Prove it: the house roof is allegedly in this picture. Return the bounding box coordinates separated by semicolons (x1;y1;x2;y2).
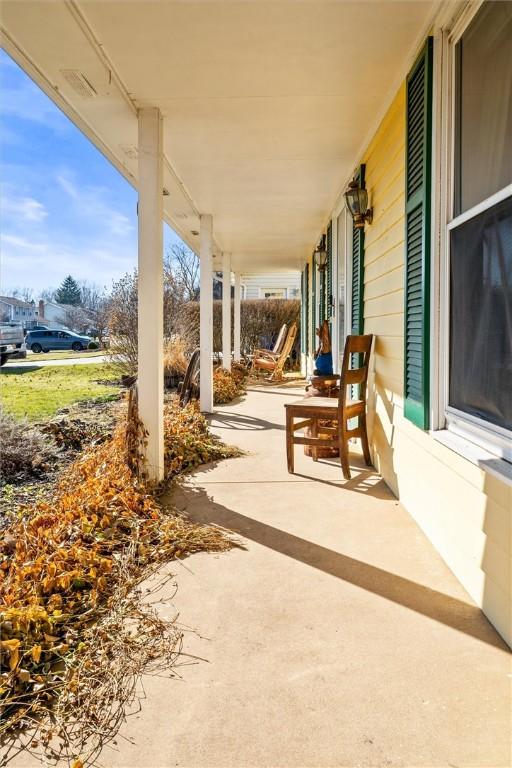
0;296;35;308
42;300;79;311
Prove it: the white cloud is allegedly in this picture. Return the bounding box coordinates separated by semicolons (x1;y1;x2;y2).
1;195;48;222
1;234;47;251
57;175;79;200
0;228;137;293
56;171;133;235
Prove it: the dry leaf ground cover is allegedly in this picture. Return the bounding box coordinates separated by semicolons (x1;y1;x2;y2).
0;397;240;766
213;362;248;405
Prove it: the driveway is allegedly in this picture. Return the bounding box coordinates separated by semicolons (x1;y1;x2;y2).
3;354;108;368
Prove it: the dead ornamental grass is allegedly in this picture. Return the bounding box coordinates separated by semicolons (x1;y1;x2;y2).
0;398;240;766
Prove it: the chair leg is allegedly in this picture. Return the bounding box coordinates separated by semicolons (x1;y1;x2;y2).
338;421;351;480
360;414;372;466
311;419;318;461
286;410;294;473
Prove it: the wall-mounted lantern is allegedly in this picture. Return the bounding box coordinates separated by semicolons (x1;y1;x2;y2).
313;236;328;272
344;178;373;228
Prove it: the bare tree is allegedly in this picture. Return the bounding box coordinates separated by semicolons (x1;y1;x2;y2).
107;271;138;374
78;280;105;313
40;287;56;302
62;305;91;334
11;286;34;302
165;243;200;302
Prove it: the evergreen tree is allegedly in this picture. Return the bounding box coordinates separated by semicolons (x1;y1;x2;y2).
54;275;81;306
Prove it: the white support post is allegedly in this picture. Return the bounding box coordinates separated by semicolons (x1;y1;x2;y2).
222;252;232;371
234;272;241;361
200;214;214;412
137;107;164;481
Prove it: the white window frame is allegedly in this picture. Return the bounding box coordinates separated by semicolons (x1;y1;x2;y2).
330;206;352;373
258;287;286;300
434;1;512;463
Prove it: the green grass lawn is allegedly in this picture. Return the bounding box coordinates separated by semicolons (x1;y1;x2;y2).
0;363;121;420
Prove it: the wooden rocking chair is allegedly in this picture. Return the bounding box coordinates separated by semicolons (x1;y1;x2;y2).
252;323;288;361
252;322;297;381
285;334;373;479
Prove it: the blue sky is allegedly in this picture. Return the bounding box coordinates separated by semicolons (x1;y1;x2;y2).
0;48;183;298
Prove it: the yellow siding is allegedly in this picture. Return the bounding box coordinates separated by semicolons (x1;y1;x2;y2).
360;85;512;646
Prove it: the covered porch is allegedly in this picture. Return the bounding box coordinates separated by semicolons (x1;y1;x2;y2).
82;384;509;767
1;0;443;479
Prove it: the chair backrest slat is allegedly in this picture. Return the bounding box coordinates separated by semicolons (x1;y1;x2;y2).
338;334;373;409
344;368;367;385
277;322;297;366
273;323;288;354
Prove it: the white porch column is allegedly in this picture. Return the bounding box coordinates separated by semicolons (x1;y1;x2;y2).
137;107;164;481
234;272;241;361
222;252;232;370
200;214;214;412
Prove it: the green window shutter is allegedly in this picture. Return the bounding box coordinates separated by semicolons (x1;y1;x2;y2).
350;165;366;402
404;38;433;430
326;222;333;319
311;261;317;350
351;165;366;336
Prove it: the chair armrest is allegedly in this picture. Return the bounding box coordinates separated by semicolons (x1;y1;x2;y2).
254;348;279;359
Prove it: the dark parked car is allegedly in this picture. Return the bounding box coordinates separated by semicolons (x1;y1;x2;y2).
25;329;92;353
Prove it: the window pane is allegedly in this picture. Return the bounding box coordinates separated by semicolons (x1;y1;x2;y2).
454;2;512;215
449;196;512;431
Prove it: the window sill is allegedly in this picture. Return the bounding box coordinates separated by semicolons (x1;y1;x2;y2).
432;429;512;488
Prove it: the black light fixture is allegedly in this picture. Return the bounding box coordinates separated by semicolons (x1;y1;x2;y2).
314;235;328;272
344;178;373;228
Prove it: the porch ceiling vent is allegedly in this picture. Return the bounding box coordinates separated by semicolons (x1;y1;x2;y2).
119;144;138;160
60;70;98;99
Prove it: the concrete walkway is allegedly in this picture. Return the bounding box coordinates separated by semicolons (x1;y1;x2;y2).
99;385;510;768
7;386;510;768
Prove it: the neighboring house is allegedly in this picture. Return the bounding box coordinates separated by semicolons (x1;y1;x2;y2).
301;4;511;645
0;296;37;325
38;299;73;326
36;299;91;331
241;272;300;300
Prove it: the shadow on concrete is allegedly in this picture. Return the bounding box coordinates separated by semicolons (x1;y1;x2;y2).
177;483;509;652
210;410;286;431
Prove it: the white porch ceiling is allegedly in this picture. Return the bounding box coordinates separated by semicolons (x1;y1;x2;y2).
1;0;436;272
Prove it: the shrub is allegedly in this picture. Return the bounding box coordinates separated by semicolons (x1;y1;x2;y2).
0;400;237;758
87;341;99;350
0;408;58;482
213;366;247;405
178;299;301;358
164;398;239;476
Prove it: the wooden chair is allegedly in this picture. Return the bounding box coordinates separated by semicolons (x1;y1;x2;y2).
285;334;373;479
252;323;288;361
252;322;297;381
178;348;200;406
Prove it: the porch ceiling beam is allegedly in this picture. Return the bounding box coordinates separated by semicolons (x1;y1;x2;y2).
137;106;164;481
200;214;214;413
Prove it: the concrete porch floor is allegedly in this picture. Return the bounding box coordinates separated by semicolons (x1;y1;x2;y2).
95;384;510;768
